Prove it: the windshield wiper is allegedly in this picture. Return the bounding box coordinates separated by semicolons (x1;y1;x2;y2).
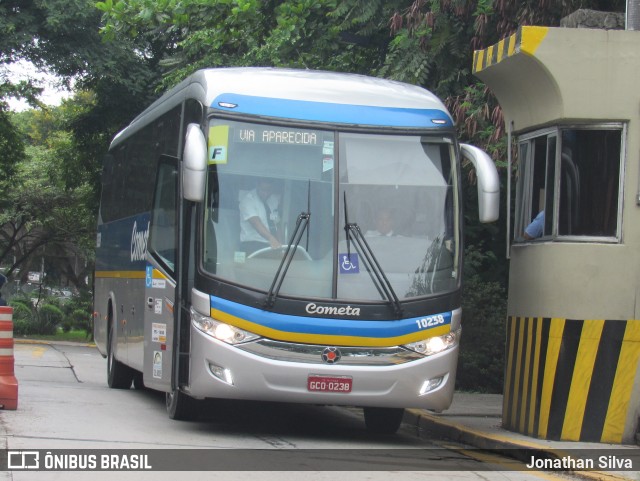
343;193;403;318
264;212;310;309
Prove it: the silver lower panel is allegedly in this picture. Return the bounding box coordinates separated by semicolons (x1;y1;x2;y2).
187;324;458;411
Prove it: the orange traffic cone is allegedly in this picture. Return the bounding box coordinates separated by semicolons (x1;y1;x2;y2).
0;306;18;410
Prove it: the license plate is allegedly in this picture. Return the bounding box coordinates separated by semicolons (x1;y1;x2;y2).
307;375;352;393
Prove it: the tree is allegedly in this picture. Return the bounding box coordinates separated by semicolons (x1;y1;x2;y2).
95;0;397;88
0;1;168;284
1;0;165;171
0;100;96;287
380;0;626;259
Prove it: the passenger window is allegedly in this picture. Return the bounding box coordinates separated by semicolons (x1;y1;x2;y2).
149;156;179;274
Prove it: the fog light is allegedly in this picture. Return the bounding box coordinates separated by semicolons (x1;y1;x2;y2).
419;376;444;395
209;363;234;385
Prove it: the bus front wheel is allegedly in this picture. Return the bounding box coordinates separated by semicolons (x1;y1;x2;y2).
106;317;133;389
166;389;197;421
363;407;404;434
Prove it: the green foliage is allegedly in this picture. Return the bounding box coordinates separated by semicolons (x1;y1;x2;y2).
39;303;64;333
9;299;33;337
1;99;98;283
10;289;93;337
70;309;91;331
94;0;386;89
380;1;476;98
9;296;58;335
0;108;25;184
1;2;144;331
379;30;432;85
64;288;94;335
0;0;161;187
457;245;507;393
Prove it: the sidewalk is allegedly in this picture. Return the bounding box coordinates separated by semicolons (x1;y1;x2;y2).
407;393;640;480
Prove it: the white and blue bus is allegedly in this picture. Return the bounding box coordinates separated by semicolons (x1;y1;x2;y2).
93;68;499;433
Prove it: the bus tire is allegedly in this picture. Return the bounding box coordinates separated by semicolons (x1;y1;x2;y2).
106;313;133;389
166;389;197;421
363;407;404;434
133;371;145;390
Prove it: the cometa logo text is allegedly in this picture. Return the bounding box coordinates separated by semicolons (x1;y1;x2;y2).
131;221;150;262
306;303;361;316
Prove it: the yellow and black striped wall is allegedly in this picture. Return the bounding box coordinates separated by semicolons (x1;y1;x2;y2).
472;26;549;75
503;317;640;443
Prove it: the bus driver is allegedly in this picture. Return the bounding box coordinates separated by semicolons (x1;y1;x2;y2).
239;179;282;253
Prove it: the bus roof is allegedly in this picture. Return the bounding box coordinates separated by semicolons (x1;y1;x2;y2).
201;68;446;108
113;68;453;147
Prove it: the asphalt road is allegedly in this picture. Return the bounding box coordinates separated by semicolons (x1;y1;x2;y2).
0;342;573;481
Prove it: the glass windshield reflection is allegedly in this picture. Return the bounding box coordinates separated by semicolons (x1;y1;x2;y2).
203;120;335;298
202;120;459;301
337;133;458;301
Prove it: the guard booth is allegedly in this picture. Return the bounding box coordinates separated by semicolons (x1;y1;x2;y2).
474;24;640;443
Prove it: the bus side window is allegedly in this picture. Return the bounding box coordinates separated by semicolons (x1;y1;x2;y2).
150;156;179;274
204;171;242;275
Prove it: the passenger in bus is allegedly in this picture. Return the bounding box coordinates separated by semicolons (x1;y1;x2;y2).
239;179;282;253
524;210;544;240
366;208;395;237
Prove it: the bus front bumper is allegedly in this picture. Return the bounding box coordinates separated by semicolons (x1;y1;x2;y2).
186;324;457;412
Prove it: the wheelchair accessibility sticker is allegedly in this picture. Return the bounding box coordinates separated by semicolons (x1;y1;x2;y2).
339;253;359;274
145;265;153;288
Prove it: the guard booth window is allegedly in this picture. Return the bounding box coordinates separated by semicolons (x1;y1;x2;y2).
514;125;623;242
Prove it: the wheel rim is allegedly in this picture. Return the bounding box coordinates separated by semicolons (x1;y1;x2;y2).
107;320;118;375
107;330;114;376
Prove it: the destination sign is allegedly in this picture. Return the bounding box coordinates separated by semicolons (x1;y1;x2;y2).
234;127;320;146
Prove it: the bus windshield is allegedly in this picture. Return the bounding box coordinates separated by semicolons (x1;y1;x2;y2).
203;119;459;301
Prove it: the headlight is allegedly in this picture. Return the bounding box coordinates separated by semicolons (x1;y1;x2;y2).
191;308;260;344
403;328;461;356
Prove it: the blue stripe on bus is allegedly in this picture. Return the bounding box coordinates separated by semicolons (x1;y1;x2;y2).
211;94;453;128
210;295;451;339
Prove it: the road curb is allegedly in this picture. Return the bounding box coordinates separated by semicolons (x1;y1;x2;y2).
406;409;633;481
14;338;96;348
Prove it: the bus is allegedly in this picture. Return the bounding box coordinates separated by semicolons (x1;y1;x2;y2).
93;68;499;433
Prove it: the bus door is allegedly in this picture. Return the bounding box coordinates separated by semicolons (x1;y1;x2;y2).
143;156;179;392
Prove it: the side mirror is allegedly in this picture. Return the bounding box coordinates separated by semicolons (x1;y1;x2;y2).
460;144;500;223
183;123;207;202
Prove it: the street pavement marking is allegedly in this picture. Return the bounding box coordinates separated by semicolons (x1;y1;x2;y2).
31;346;47;358
440;443;567;481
